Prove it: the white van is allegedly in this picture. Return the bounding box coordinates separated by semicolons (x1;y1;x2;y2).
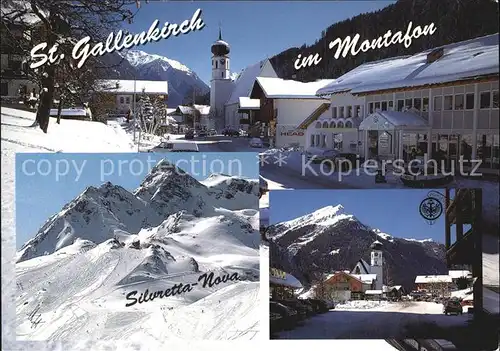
148;141;199;153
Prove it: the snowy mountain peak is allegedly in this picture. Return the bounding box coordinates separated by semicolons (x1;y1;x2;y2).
288;204;351;227
125;50;192;73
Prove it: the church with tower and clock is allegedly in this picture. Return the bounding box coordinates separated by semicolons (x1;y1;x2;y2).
209;27;278;131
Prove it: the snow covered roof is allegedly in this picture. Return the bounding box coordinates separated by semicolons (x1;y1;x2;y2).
239;97;260;110
415;275;453;284
359;110;428;131
317;34;499;96
255;77;335;99
351;274;377;284
178;105;195;115
193;104;210;115
448;270;472;279
365;290;383;295
166;108;177;115
269;268;303;289
96;80;168;95
351;258;371;275
226;59;277;105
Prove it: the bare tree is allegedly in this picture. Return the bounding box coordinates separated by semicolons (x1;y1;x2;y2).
1;0;143;133
136;93;165;136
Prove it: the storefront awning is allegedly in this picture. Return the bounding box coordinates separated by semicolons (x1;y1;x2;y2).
359;111;429;131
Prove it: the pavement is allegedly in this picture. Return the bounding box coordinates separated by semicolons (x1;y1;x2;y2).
275;301;471;340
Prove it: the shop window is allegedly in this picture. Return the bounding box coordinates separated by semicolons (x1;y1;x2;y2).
397;100;404;111
422;97;429;112
405;98;412;109
374;101;381;111
433;96;442;111
492;91;499;109
454;94;464;110
476;134;493;168
381;101;387;111
368;103;374;114
465;93;474;110
413;98;422;111
443;95;453;110
480;91;491;109
388;101;394;111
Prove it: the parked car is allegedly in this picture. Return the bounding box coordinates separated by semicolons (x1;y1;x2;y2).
208;129;217;136
308;299;329;313
305;148;348;169
148;141;199;153
197;130;208;137
443;299;463;315
270;301;298;333
184;130;194;139
276;299;313;318
298;299;317;316
259;176;268;198
222;128;240;137
249;137;264;148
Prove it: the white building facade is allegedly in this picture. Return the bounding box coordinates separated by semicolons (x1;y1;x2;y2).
302;92;366;154
315;34;499;172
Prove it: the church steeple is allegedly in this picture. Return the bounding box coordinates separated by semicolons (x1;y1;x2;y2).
218;24;222;41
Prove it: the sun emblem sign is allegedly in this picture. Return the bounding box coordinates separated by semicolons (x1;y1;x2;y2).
419;197;444;224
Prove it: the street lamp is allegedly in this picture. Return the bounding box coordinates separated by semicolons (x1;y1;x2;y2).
133;77;137;143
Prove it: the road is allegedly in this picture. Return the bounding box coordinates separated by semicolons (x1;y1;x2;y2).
194;136;351;189
275;301;470;339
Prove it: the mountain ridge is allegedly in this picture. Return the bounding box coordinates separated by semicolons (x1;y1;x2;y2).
267;205;447;292
17;160;258;263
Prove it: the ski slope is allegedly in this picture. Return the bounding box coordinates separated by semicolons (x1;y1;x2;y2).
14;160;260;342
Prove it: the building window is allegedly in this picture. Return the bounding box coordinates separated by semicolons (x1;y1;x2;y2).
388;101;394;111
125;97;130;104
215;61;218;69
0;82;8;96
374;102;380;111
356;105;361;117
422;97;429;112
480;91;491;109
310;134;315;147
492;91;499;109
347;106;352;118
315;134;320;146
369;102;374;114
322;134;327;147
337;121;344;128
339;106;344;118
443;95;453;110
221;72;224;78
332;106;337;118
397;99;404;111
381;101;388;111
119;96;124;104
465;93;474;110
413;98;421;111
454;94;464;110
332;133;343;150
433;96;442;111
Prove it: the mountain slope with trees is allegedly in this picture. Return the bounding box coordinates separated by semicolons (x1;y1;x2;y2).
270;0;499;81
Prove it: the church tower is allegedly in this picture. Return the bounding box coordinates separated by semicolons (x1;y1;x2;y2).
210;26;233;131
370;240;384;291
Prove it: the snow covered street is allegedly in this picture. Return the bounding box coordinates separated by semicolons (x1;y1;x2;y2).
275;301;471;339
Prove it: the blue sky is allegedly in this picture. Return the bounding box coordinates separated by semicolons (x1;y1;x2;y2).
270;189;448;243
124;1;395;84
15;152;258;248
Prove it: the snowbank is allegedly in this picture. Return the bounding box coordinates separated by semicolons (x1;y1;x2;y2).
335;300;390;310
